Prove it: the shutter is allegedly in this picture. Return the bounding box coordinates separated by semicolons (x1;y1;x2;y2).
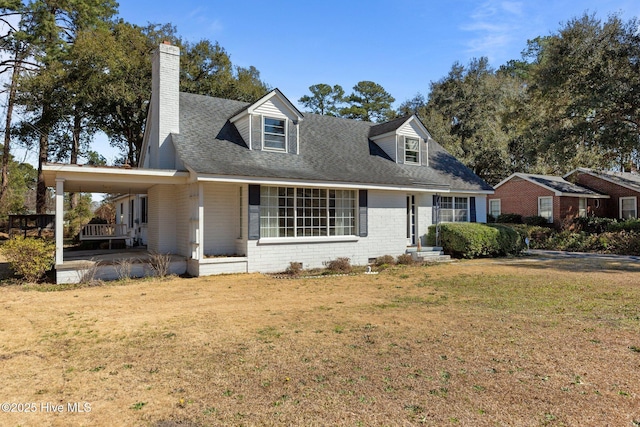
248;184;260;240
398;135;405;164
288;120;297;154
470;197;477;223
358;190;368;237
251;115;262;150
432;195;439;224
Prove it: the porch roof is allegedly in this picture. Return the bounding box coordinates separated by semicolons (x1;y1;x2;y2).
43;163;190;194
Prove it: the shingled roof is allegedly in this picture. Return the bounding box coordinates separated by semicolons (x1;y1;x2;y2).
171;92;493;192
496;173;606;197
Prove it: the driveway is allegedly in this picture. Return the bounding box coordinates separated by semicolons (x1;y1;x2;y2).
527;249;640;263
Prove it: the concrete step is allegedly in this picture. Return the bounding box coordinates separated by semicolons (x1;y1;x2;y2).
406;246;443;253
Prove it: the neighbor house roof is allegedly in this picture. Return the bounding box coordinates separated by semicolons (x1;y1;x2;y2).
495;173;608;198
171;92;493;193
565;168;640;193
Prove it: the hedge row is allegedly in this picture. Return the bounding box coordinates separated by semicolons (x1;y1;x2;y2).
426;223;526;259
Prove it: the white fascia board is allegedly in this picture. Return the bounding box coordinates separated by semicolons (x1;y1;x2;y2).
493;173;520;189
557;192;610;199
407;115;432;139
190;173;500;194
230;89;304;123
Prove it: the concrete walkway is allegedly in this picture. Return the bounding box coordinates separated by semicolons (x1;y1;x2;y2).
527;249;640;263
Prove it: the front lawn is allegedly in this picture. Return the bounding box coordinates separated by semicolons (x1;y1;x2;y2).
1;257;639;425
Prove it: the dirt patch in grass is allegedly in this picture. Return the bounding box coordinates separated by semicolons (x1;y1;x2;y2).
1;258;639;426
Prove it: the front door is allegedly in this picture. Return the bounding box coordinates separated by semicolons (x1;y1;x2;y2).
407;195;416;245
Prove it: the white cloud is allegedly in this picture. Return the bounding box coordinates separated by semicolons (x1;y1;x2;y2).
461;0;526;63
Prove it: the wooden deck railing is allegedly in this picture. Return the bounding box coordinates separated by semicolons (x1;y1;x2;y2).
80;224;129;241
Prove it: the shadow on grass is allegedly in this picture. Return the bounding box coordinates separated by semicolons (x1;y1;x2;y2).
498;254;640;273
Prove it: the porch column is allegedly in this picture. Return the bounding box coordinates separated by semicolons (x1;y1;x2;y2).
198;183;204;260
55;178;65;265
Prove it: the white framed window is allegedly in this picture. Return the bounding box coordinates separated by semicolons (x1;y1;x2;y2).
404;137;420;164
260;186;356;238
440;196;468;222
619;196;637;219
489;199;501;218
263;117;286;151
538;196;553;223
578;198;587;217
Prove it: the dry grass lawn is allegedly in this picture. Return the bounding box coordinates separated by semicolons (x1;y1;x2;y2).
1;255;639;426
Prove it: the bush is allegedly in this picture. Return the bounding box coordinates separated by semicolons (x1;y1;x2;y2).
374;255;396;267
523;216;551;227
285;261;303;276
606;218;640;233
572;216;617;233
325;257;352;273
496;213;523;224
396;253;414;265
426;223;525;259
1;237;55;283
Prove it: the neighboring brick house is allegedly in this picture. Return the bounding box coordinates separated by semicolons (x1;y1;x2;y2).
487;173;609;227
565;168;640;219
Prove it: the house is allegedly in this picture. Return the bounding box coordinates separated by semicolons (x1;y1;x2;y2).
488;173;609;226
565;168;640;219
43;43;493;283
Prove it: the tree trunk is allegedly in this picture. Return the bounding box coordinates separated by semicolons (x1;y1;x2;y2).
0;48;21;206
69;109;81;210
36;103;51;214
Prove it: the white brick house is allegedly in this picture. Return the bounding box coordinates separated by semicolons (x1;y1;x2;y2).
44;43;493;283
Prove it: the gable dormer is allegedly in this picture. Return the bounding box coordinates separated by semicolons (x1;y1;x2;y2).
370;115;431;166
230;89;304;154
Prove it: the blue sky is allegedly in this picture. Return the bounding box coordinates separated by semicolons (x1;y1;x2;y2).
7;0;640;165
118;0;640;108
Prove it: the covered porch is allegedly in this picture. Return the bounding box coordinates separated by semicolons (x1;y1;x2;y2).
43;163;191;283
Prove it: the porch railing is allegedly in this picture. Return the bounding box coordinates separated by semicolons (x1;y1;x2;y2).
80;224;129;241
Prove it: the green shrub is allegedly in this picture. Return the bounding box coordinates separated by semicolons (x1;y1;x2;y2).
606;218;640;233
496;213;523;224
1;237;55;283
426;223;525;259
572;216;617;233
523;216;551;227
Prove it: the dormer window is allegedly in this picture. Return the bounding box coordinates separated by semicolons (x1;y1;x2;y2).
264;117;286;151
405;137;420;164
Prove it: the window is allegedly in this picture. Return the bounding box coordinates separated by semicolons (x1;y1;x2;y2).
538;196;553;223
439;196;468;222
405;137;419;164
263;117;286;150
260;186;356;238
578;198;587;218
140;197;148;224
489;199;501;218
620;196;637;219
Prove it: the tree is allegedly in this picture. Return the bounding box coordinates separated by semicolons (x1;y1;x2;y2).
9;0;117;213
423;57;518;184
298;83;344;116
340;81;395;123
523;13;640;171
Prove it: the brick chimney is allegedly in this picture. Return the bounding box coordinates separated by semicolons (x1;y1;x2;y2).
147;42;180;169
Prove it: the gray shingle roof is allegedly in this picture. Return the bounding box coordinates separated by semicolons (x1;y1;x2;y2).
521;173;603;196
586;169;640;192
172;92;493;192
